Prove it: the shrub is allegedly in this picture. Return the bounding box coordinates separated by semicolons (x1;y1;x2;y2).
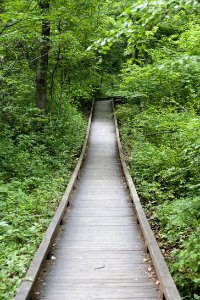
0;102;87;299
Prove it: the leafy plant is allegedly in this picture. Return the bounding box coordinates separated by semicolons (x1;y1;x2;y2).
0;102;86;299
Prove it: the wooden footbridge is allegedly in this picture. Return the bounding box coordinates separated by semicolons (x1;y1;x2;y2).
15;100;181;300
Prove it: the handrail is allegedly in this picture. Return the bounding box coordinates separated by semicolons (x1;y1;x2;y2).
14;100;94;300
112;100;182;300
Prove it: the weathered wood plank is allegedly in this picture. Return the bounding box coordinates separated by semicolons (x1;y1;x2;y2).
38;101;160;300
14;101;95;300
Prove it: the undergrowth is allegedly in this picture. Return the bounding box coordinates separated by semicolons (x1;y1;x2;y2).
116;104;200;299
0;103;87;299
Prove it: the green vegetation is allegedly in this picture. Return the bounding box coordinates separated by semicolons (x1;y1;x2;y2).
111;1;200;298
1;0;200;299
116;105;200;298
0;0;122;298
0;105;86;298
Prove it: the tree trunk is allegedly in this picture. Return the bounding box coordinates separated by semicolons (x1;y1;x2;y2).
36;0;50;112
50;46;61;112
134;43;140;65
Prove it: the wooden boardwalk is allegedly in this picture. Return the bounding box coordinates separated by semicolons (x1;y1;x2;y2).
39;100;160;300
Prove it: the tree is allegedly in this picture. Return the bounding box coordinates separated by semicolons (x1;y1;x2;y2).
36;0;50;112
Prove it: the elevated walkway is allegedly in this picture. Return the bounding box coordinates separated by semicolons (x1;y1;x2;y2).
39;100;160;299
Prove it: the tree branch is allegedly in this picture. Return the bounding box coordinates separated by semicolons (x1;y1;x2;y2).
0;2;38;35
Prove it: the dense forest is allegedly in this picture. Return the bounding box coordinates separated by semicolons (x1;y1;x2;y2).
0;0;199;299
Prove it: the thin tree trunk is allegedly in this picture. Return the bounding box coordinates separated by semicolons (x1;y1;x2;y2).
49;21;61;113
50;46;61;112
96;1;101;28
58;71;65;114
36;0;50;112
58;68;68;114
134;43;140;65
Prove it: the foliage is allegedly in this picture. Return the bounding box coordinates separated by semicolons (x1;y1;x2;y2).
155;197;200;298
0;0;124;298
0;0;117;112
0;0;129;297
112;0;200;299
0;103;86;299
116;103;200;299
116;105;200;202
1;0;200;299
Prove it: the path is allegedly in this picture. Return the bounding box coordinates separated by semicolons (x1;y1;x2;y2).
39;100;160;300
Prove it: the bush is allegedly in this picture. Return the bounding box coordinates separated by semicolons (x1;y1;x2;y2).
116;103;200;298
0;103;87;299
155;197;200;299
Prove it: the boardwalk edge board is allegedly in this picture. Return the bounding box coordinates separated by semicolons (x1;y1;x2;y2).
112;100;182;300
14;100;94;300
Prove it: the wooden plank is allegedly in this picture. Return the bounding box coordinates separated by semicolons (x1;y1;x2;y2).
38;101;160;300
14;101;95;300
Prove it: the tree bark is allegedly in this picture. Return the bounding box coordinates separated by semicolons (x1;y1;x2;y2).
36;0;50;112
